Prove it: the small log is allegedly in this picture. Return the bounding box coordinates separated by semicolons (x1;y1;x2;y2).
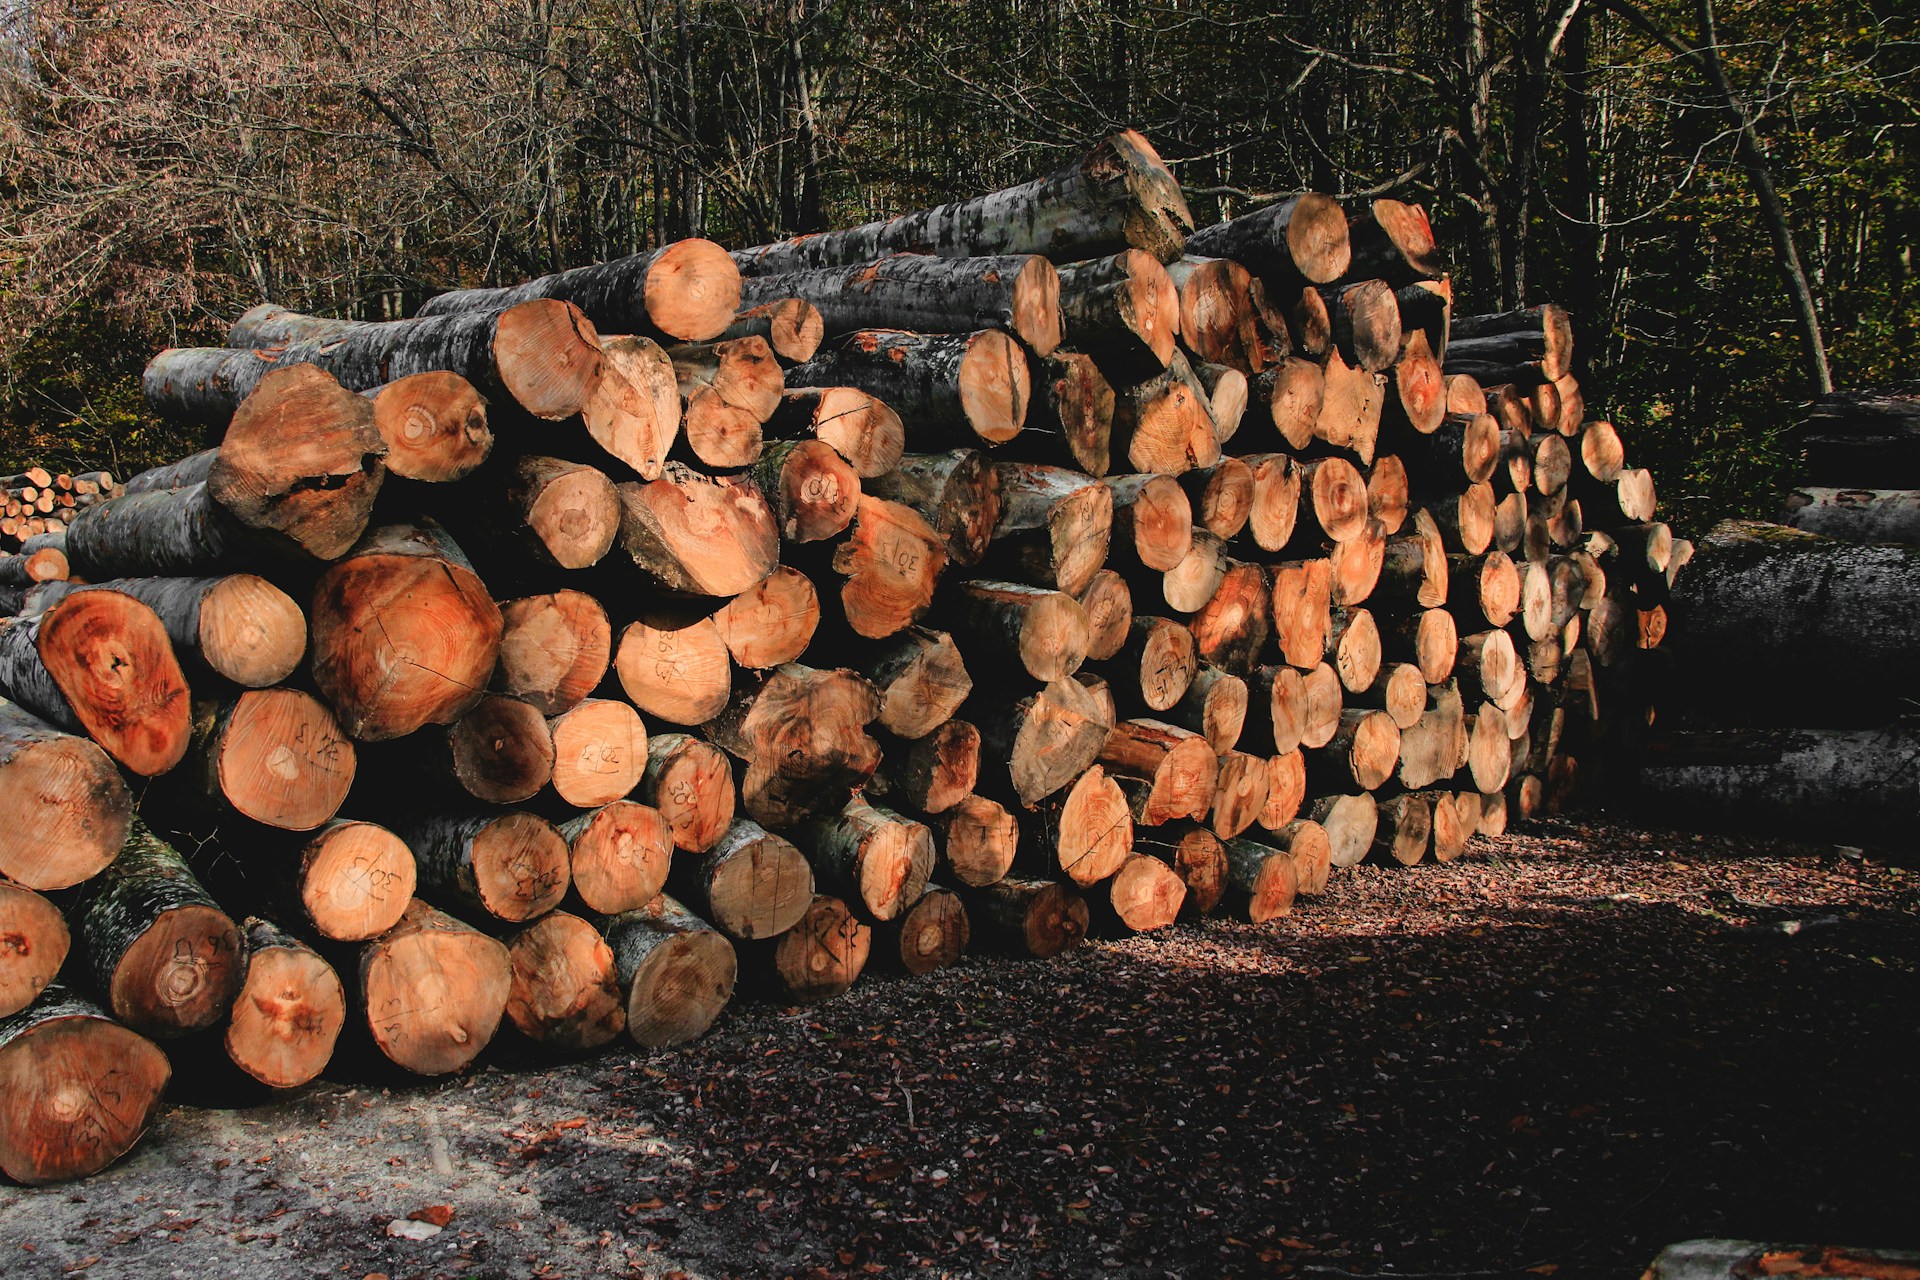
1182;458;1256;540
861;627;972;740
1100;720;1219;826
1185;193;1351;285
602;896;737;1047
1220;834;1300;923
554;800;670;916
1261;751;1308;832
740;255;1061;356
1367;454;1411;536
704;664;882;827
637;733;736;853
357;900;510;1076
969;877;1088;959
1315;347;1387;463
1269;558;1333;670
877;718;981;815
309;521;501;741
1444;305;1574;382
1449;550;1523;628
1134;824;1227;916
1111;615;1198;714
221;917;344;1088
872;886;970;975
764;386;905;480
1494;490;1527;555
0;589;191;776
402;810;570;923
1079;568;1134;662
70;823;245;1038
614;612;732;727
1190;560;1270;674
1320;280;1403;373
719;297;824;363
1465;703;1514;794
865;449;1002;566
1383;608;1457;683
416;238;741;341
501;910;627;1052
1294;457;1371;546
1329;518;1387;605
1578;419;1625;482
495;590;612;716
272;820;418;943
0;700;132;890
1157;527;1227;612
1371;794;1432;866
616;465;779;597
0;878;68;1017
1475;788;1510;837
974;677;1113;806
1282;660;1344;751
548;697;648;809
0;985;171;1184
1027;350;1114;475
1358;661;1427;731
670;818;815;941
1326;605;1382;695
478;455;621;571
985;463;1113;597
947;580;1090;683
1111;357;1220;476
1094;854;1186;932
671;336;782;468
1430;481;1498;555
1427;791;1475;861
1457;629;1522;708
712;567;820;670
1249;357;1327;452
185;687;357;829
1239;453;1303;553
933;793;1018;888
1211;749;1271;841
797;798;935;923
1169;664;1248;754
1056;249;1179;378
833;496;949;639
1105;473;1194;573
1308;708;1401;792
366;370;493;483
788;329;1027;451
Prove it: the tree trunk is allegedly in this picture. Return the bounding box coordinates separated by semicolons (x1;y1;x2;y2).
1185;193;1351;285
733;131;1193;272
310;521;502;742
357;900;511;1076
637;733;737;854
601;895;737;1047
703;664;882;826
70;823;245;1038
669;818;815;941
495;590;612;716
1781;488;1920;545
785;329;1029;449
0;984;171;1184
616;465;780;597
0;589;191;776
415;239;741;342
739;255;1062;356
0;700;131;890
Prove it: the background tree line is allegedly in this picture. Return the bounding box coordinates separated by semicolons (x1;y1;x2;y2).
0;0;1912;530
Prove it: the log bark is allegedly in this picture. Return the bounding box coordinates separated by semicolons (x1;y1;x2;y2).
712;567;820;670
1781;487;1920;544
1642;1239;1920;1280
796;798;934;922
70;823;245;1038
734;131;1193;271
500;910;627;1053
0;878;68;1018
860;627;972;740
968;877;1088;958
0;984;171;1184
1799;390;1920;487
974;677;1113;807
548;697;648;809
222;917;345;1088
669;818;815;941
0;699;132;890
309;521;502;742
494;590;612;716
865;449;1001;566
1185;193;1351;285
357;900;510;1076
615;465;779;597
615;612;732;726
833;496;949;638
786;329;1026;451
637;733;736;854
718;297;825;363
0;589;191;775
872;886;970;975
878;719;980;815
415;239;742;342
740;255;1061;356
63;482;261;580
601;895;737;1047
558;801;671;916
703;664;882;827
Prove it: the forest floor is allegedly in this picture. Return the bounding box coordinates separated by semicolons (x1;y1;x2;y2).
1;814;1914;1280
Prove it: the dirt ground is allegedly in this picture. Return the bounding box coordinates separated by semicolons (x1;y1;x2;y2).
1;814;1915;1280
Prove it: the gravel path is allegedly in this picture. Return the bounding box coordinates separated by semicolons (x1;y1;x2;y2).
3;816;1914;1279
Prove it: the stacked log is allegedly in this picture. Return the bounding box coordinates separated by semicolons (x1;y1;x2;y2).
0;470;123;551
0;130;1681;1184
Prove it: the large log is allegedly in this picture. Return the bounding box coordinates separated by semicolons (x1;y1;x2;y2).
400;810;570;923
931;792;1017;887
669;818;815;941
357;900;511;1076
1345;199;1446;286
1026;350;1114;475
740;255;1062;356
31;575;304;689
1185;193;1351;285
309;521;502;741
415;239;741;341
501;910;627;1052
1798;389;1920;487
0;700;131;890
878;719;980;815
1444;305;1573;383
222;917;345;1088
1668;521;1920;724
733;131;1192;272
547;697;648;809
860;627;972;740
0;985;172;1184
70;823;245;1038
946;580;1090;683
785;329;1028;448
614;611;732;726
558;801;672;916
0;589;191;776
601;895;737;1047
704;664;882;826
62;481;259;580
615;465;780;597
1643;1240;1920;1280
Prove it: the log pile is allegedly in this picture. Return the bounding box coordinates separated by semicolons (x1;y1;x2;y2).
1;468;122;549
0;128;1676;1184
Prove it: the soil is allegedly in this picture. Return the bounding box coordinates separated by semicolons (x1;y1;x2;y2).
1;814;1914;1279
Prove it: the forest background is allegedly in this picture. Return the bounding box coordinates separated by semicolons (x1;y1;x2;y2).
0;0;1911;532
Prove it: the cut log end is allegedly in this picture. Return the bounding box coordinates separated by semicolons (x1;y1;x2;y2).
360;902;511;1076
505;911;627;1053
297;821;417;942
0;988;172;1184
491;299;605;420
223;924;345;1088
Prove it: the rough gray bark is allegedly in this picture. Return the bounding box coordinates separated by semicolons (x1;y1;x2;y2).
739;256;1063;357
413;239;742;342
1780;488;1920;545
